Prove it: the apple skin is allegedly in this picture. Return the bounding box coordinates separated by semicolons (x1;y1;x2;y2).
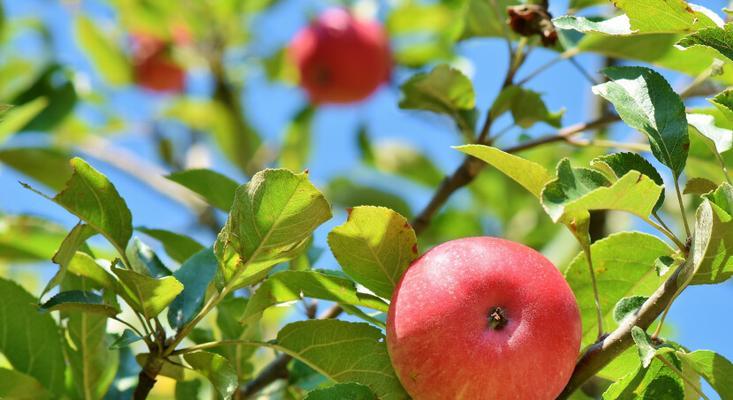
131;34;186;93
289;8;392;104
387;237;581;400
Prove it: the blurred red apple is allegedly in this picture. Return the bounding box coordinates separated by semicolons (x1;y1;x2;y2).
131;33;185;93
387;237;581;400
289;8;392;104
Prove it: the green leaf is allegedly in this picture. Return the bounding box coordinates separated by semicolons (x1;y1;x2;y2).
602;354;685;400
710;89;733;122
0;278;66;394
591;152;665;211
166;168;239;211
364;140;443;188
305;383;378;400
66;252;118;291
328;206;417;299
678;350;733;398
0;368;51;400
136;227;205;264
631;326;674;368
41;223;97;297
112;266;184;319
168;247;218;330
459;0;518;40
553;15;632;35
399;64;476;135
684;177;718;195
40;290;119;317
593;66;689;177
563;232;674;346
216;296;257;380
66;313;119;400
214;169;332;291
614;0;720;33
175;380;202;400
326;177;412;219
455;144;552;198
74;16;131;85
542;160;662;248
688;113;733;154
11;65;78;132
490;86;563;128
0;147;72;190
655;255;680;276
241;270;388;324
0;215;66;262
110;329;143;349
280;106;315;172
678;24;733;63
686;186;733;284
184;351;238;400
127;237;172;277
22;157;133;258
613;296;649;324
0;97;48;141
272;320;408;400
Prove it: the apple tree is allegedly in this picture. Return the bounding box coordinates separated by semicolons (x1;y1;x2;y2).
0;0;733;399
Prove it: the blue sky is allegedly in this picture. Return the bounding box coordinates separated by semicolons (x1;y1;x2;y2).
1;0;732;395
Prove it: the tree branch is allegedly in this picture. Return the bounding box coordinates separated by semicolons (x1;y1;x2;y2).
557;262;686;398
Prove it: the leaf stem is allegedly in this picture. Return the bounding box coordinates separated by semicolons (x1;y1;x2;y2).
584;247;604;339
655;354;710;400
673;176;691;239
642;216;687;253
170;339;261;356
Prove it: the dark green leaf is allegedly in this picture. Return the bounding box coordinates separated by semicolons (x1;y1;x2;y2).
168;247;218;330
166;168;239;211
42;223;97;297
127;237;172;277
137;227;205;264
490;85;563;128
399;64;476;135
305;383;378;400
11;65;78;132
216;295;257;380
22;157;133;257
110;329;143;349
328;206;417;299
593;66;689;177
654;255;678;276
273;320;408;400
183;351;238;400
710;89;733;122
602;354;685;400
678;24;733;63
0;98;48;141
241;270;388;324
112;266;184;319
40;290;119;317
0;147;72;190
214;169;332;290
0;278;66;394
175;380;202;400
684;177;718;195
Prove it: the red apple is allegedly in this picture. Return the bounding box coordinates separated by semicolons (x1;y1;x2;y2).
131;33;186;93
387;237;581;400
289;8;392;104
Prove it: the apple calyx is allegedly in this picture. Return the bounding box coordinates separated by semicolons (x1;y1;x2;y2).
488;306;508;330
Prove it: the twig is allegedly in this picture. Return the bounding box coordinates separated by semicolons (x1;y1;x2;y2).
557;262;688;398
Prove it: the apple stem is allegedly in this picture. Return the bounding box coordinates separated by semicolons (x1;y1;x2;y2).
488;306;508;330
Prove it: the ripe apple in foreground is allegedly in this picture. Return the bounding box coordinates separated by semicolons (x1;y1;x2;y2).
131;33;186;93
289;8;392;104
387;237;581;400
